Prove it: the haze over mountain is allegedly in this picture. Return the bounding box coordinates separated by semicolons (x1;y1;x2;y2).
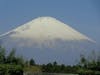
0;17;98;65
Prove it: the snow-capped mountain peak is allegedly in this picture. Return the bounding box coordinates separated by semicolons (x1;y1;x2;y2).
0;17;97;65
1;17;95;43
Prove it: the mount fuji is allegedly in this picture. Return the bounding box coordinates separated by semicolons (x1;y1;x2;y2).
0;17;98;65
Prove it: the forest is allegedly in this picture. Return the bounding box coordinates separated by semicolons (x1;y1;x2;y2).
0;46;100;75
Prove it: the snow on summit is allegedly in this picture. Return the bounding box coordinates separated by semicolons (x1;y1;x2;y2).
2;16;94;42
0;17;98;65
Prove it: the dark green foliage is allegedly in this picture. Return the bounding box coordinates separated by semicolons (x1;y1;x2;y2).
42;61;78;73
0;45;100;75
0;46;6;64
46;63;53;72
77;52;100;75
0;46;24;75
0;64;23;75
6;48;16;64
79;54;89;69
0;47;25;65
53;61;57;66
29;58;35;66
41;52;100;75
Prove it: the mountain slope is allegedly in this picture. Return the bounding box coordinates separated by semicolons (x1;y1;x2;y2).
0;17;97;65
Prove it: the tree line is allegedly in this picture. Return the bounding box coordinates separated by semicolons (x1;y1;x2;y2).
41;52;100;75
0;45;100;75
0;46;36;75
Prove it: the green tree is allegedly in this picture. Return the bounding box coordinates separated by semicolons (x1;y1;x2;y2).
60;64;65;72
6;48;16;64
46;63;53;72
52;61;59;72
53;61;57;66
29;58;35;66
80;54;87;68
0;46;6;64
15;56;25;66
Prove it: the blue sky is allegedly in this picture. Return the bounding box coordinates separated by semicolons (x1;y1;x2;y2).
0;0;100;44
